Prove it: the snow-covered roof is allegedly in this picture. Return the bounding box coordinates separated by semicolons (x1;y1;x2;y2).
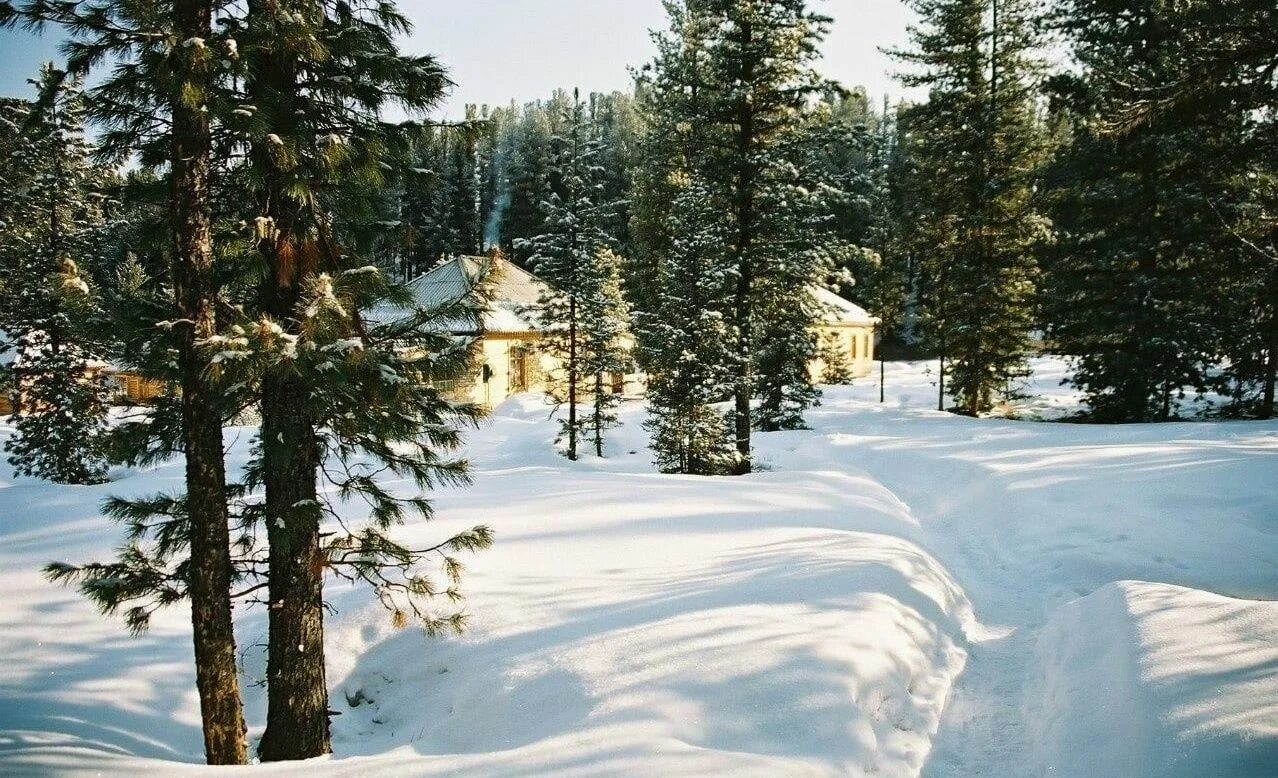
810;286;878;326
391;255;552;335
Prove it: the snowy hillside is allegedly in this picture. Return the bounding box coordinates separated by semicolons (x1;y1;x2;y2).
1;357;1276;776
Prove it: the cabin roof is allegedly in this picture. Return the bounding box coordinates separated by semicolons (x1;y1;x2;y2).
810;286;878;326
381;256;876;335
395;255;551;334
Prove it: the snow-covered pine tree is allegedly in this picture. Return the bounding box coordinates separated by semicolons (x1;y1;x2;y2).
580;247;630;457
859;100;917;402
639;0;849;465
517;89;623;461
754;100;866;431
3;0;253;761
637;175;738;475
216;0;496;758
893;0;1049;415
0;66;112;484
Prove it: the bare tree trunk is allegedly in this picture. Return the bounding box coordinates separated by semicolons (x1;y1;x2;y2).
567;293;578;461
880;351;885;403
731;15;756;476
594;371;604;457
171;0;247;761
1262;300;1277;419
1262;341;1276;420
258;369;330;761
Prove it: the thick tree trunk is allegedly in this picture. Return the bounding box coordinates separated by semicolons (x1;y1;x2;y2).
594;371;604;457
567;294;578;461
731;16;756;476
171;0;248;762
257;370;330;761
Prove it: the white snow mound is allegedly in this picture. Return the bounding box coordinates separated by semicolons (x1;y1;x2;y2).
1028;580;1278;777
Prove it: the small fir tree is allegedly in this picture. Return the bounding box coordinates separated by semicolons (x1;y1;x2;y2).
579;247;630;457
0;67;112;484
518;89;624;460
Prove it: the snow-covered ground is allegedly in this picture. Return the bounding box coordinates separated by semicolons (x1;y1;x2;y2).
2;356;1276;776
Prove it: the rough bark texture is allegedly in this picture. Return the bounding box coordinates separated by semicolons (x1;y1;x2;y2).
257;367;330;761
567;293;578;461
731;15;755;475
171;0;248;762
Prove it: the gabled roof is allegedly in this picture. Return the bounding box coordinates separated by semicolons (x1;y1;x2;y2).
810;286;878;326
380;256;874;335
397;255;552;334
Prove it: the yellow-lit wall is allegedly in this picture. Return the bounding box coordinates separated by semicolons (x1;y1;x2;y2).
809;323;876;382
454;333;643;409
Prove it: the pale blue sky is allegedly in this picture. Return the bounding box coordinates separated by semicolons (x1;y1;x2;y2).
0;0;920;112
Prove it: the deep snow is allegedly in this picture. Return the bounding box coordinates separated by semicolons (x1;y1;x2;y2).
1;357;1275;776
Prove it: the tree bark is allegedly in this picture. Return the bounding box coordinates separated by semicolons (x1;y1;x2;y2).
257;368;330;761
1262;274;1277;419
171;0;248;762
1262;324;1276;419
567;292;579;461
594;370;604;457
731;15;756;475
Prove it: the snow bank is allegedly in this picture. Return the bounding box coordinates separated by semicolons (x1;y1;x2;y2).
2;357;1275;776
1028;581;1278;777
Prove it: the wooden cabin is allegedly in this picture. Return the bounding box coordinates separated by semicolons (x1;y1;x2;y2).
808;286;880;382
395;255;642;408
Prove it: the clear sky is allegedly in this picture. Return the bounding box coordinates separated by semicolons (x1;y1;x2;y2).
0;0;920;112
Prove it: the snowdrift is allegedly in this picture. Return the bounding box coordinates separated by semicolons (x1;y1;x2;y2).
2;358;1276;776
1028;580;1278;777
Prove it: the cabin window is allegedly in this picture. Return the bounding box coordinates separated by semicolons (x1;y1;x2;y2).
850;333;858;360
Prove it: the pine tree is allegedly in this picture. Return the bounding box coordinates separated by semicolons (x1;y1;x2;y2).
1052;0;1278;418
0;67;112;484
2;0;252;761
894;0;1049;415
219;0;495;758
859;101;917;401
398;123;484;278
517;89;623;460
816;331;857;385
638;0;847;468
580;247;630;457
501;97;560;266
637;175;738;475
1045;0;1249;421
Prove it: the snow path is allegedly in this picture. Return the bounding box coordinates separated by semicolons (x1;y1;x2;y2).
783;364;1278;775
1;357;1276;776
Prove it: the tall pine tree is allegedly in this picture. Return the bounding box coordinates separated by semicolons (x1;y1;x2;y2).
518;89;625;460
894;0;1048;415
637;0;848;469
2;0;253;761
